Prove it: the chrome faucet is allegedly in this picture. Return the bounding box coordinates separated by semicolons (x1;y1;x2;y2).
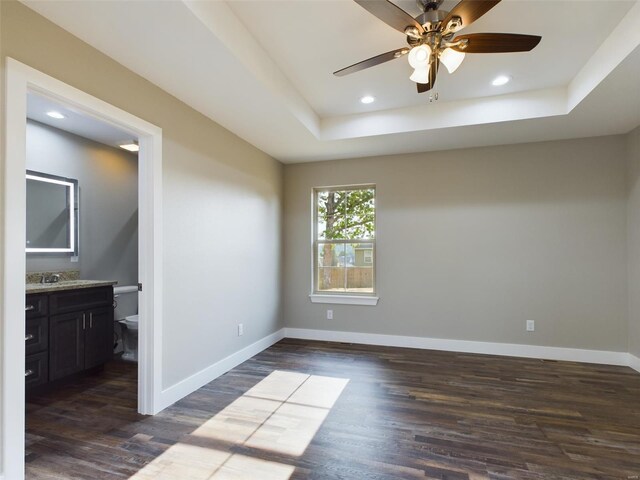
40;273;61;284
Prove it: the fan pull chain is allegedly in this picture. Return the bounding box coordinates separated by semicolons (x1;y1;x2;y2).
429;92;439;102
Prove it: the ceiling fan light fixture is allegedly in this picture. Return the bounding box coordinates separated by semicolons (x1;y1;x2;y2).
333;0;542;95
439;48;465;74
410;65;430;84
408;45;431;69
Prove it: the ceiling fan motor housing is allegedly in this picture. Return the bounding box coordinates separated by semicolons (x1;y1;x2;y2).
416;9;448;32
416;0;445;12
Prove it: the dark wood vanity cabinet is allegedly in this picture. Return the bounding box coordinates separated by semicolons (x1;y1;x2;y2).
49;312;85;380
25;287;114;390
83;306;113;369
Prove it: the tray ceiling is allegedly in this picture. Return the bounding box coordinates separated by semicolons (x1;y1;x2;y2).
22;0;640;163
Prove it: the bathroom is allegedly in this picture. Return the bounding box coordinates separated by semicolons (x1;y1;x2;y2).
24;92;140;400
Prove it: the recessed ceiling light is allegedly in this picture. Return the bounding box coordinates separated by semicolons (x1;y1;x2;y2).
492;75;511;86
360;95;375;104
119;143;139;152
46;111;65;119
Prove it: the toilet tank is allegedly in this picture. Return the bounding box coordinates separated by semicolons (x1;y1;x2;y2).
114;285;138;321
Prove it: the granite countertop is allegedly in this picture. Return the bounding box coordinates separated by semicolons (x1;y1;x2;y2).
26;280;118;294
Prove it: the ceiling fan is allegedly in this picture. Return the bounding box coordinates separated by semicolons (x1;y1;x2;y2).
334;0;542;94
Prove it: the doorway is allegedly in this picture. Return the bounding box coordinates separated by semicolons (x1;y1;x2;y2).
3;58;163;479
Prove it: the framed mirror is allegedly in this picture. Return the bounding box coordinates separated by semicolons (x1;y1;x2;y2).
26;170;79;254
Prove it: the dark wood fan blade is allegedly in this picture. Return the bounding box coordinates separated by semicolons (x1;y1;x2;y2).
442;0;501;32
451;33;541;53
334;47;409;76
416;58;439;93
355;0;424;35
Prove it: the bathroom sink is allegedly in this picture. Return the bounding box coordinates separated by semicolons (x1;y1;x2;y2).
26;279;117;293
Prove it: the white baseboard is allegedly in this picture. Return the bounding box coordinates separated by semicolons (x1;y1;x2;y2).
284;328;631;367
159;328;285;411
630;353;640;373
157;328;639;412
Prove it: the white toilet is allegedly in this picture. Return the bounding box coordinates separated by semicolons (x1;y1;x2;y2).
114;285;139;362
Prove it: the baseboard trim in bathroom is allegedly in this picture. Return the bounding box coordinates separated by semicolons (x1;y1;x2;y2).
158;328;286;411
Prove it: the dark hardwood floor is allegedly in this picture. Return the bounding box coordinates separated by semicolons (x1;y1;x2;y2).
26;339;640;479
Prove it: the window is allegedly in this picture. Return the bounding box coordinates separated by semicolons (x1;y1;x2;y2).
313;185;375;297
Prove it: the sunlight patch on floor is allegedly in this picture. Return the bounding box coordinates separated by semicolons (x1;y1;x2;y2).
130;443;294;480
245;370;309;401
243;374;349;456
130;370;349;480
244;402;330;456
193;370;349;456
193;395;282;444
131;443;228;480
215;453;296;480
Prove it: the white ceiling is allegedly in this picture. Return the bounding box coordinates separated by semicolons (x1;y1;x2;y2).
228;0;633;117
27;93;138;149
22;0;640;163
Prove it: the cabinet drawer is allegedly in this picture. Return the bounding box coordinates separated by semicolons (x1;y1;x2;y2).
25;294;48;319
25;317;48;355
25;352;48;389
50;287;114;314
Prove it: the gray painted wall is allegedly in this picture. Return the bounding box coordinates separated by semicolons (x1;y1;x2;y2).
26;119;139;287
2;1;283;393
283;136;629;352
628;126;640;357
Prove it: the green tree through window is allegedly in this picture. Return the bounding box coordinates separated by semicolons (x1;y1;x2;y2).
314;186;375;294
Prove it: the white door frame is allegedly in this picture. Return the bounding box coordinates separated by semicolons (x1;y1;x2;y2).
2;58;164;479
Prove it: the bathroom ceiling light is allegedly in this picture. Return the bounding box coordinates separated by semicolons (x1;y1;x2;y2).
492;75;511;86
119;143;139;152
360;95;375;104
46;111;65;119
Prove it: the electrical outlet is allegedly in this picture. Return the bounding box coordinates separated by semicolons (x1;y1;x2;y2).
327;309;333;320
238;323;244;336
526;320;535;332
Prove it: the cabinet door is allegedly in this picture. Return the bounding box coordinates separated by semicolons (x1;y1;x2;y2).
84;307;113;369
49;312;85;380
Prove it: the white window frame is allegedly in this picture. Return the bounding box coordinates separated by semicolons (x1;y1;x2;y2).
310;185;379;306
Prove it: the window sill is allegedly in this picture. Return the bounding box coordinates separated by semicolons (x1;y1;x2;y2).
309;294;379;306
